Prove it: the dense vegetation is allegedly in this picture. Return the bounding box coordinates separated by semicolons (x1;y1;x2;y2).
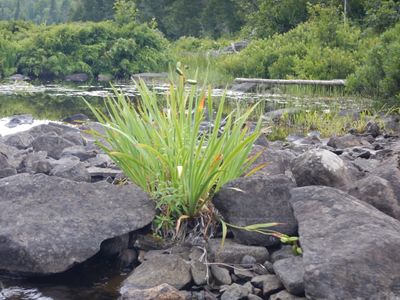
0;0;399;103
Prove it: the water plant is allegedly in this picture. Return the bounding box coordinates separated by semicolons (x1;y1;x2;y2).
86;69;263;237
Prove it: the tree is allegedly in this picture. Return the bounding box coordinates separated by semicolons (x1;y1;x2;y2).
114;0;137;24
49;0;58;23
14;0;21;20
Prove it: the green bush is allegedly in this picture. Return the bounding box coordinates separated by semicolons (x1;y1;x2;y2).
0;20;171;79
347;23;400;103
217;5;362;80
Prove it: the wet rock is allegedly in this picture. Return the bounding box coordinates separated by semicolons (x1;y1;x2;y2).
118;249;138;269
120;283;186;300
327;134;366;149
365;121;381;137
5;114;34;128
31;134;75;159
210;265;231;286
214;175;297;246
61;145;97;161
63;113;90;125
290;186;400;299
273;256;305;296
0;173;155;274
100;233;130;256
347;175;400;220
65;73;89;82
269;290;306;300
122;254;191;290
207;239;269;264
50;159;91;182
291;149;348;188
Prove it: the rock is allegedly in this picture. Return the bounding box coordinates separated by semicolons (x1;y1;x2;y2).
291;149;348;188
241;255;257;267
269;290;306;300
0;173;155;274
131;72;168;82
210;265;231;286
5;114;34;128
207;239;269;264
119;283;186;300
263;108;300;123
17;151;47;173
230;82;257;93
100;233;130;256
87;154;113;168
248;145;295;178
347;175;400;220
352;157;381;172
65;73;89;82
97;74;113;82
372;156;400;200
270;245;295;263
273;256;305;296
191;260;208;286
87;167;122;179
118;249;138;269
61;145;97;161
7;74;30;81
3;132;34;149
0;155;17;178
31;134;75;159
290;186;400;299
233;268;253;280
250;274;283;296
365;121;381;137
214;175;297;246
63;113;90;125
327;134;366;149
50;159;91;182
221;41;248;53
220;283;250;300
122;254;191;290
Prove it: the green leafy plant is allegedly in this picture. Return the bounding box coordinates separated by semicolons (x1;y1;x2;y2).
86;67;263;236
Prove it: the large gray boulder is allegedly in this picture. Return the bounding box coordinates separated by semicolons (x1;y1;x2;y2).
347;175;400;220
249;146;295;178
0;173;155;274
214;175;297;246
291;149;349;188
290;186;400;299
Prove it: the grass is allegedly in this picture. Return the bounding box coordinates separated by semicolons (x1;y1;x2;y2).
86;72;262;237
266;108;379;141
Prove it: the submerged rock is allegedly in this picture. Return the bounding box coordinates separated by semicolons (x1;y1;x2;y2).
290;186;400;299
0;173;155;274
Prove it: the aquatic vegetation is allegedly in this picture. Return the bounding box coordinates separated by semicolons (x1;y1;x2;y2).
86;71;262;236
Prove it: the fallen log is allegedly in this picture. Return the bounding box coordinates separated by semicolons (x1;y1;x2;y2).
234;78;346;86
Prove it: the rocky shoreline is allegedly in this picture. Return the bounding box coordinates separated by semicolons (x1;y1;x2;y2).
1;113;400;299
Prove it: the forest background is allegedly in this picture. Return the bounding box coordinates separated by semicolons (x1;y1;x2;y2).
0;0;399;103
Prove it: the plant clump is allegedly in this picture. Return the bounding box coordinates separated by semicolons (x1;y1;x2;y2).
86;69;263;238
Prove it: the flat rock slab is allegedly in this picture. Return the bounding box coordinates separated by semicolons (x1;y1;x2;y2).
290;186;400;299
0;173;155;274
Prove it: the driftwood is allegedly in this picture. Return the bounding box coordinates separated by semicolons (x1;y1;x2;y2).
234;78;346;86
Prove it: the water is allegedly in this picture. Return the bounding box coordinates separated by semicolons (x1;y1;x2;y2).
0;81;369;123
0;80;369;299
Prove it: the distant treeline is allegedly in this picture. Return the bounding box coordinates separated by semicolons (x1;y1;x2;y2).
0;0;399;39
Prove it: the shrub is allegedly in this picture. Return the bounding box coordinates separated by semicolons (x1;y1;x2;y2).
347;23;400;104
86;74;262;235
